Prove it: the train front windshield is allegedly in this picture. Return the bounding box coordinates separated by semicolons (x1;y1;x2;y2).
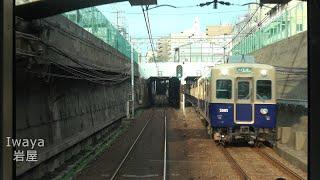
238;81;250;100
256;80;272;100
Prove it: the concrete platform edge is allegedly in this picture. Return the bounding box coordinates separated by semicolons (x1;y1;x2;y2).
274;145;307;172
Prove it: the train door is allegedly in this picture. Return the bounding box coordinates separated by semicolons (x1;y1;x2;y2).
204;80;207;118
235;78;254;124
205;79;210;119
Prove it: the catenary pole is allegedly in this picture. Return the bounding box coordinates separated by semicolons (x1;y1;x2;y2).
130;38;135;118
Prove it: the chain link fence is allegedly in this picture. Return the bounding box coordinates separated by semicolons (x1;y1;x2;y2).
63;7;139;62
232;2;307;55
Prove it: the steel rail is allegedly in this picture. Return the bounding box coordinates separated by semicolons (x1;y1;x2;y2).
163;109;167;180
110;113;153;180
220;147;250;180
254;148;305;180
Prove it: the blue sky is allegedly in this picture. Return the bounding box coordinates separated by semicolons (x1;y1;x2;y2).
97;0;253;38
96;0;253;56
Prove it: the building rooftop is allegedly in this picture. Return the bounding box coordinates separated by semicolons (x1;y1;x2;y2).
206;25;233;36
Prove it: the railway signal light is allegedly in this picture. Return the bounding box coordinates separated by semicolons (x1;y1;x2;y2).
176;65;183;78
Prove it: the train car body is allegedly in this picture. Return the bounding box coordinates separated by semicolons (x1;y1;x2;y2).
148;77;180;108
186;62;277;146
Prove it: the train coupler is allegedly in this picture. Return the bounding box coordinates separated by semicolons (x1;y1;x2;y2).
247;135;257;145
213;132;221;141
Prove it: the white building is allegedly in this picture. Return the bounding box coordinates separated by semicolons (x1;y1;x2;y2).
140;17;233;79
139;61;221;81
167;17;233;63
146;50;157;63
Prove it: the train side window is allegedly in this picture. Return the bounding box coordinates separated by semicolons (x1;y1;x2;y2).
216;80;232;99
256;80;272;100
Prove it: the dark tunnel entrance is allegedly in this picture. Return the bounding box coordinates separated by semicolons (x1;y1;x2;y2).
147;77;180;108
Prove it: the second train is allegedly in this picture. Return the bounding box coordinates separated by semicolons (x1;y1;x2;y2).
185;56;277;146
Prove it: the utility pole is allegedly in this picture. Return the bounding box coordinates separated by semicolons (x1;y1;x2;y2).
200;43;203;62
178;48;180;62
115;10;119;29
130;38;135;118
189;44;192;62
112;10;126;35
223;47;226;63
211;42;214;62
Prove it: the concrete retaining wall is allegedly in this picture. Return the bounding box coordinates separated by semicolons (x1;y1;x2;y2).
15;14;147;178
16;15;139;75
251;31;307;171
15;69;136;177
15;67;149;179
250;30;308;140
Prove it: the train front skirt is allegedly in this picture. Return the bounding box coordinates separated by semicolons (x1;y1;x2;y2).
207;103;277;145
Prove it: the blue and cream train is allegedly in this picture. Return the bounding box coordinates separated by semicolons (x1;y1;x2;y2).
185;62;277;146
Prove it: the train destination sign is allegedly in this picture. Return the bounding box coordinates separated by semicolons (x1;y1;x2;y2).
236;67;252;73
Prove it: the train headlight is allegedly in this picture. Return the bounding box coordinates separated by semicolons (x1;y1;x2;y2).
221;69;229;75
260;108;268;115
260;69;267;76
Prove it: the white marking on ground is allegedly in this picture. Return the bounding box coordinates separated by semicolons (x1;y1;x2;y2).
169;173;180;176
163;114;167;180
122;174;159;178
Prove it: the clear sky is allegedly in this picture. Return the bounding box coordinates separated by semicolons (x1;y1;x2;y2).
97;0;253;37
96;0;253;55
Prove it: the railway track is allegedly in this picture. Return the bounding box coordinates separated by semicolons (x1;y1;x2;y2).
253;148;305;180
110;108;167;180
219;146;250;180
220;146;306;180
163;109;167;180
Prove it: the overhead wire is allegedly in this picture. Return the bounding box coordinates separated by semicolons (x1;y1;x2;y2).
227;3;288;50
233;14;270;44
223;6;260;48
45;43;128;80
229;8;288;55
35;17;135;65
46;57;128;81
120;10;247;15
17;31;130;73
26;69;130;85
16;31;131;84
132;36;233;40
145;6;157;64
141;5;158;69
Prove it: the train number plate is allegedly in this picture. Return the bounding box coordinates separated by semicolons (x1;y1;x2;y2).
236;67;252;73
219;108;229;113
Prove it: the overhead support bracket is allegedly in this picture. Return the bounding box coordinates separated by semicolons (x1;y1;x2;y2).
259;0;291;4
129;0;157;6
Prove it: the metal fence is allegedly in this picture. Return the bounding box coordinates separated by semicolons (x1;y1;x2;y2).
232;2;307;55
63;7;139;62
178;43;224;63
